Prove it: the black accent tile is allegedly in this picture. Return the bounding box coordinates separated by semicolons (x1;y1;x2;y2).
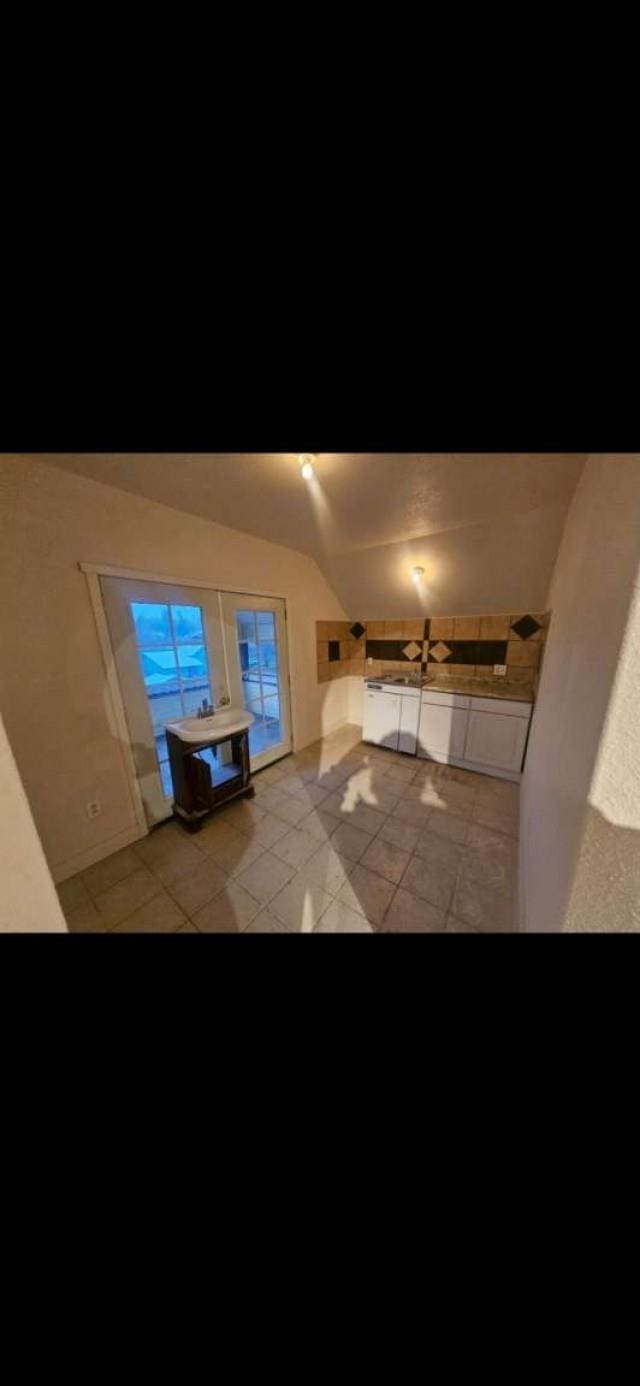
350;622;365;640
423;619;430;641
511;614;542;641
474;640;508;666
366;640;422;662
328;641;340;662
426;641;508;666
420;661;427;673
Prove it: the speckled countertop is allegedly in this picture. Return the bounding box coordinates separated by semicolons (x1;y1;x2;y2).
421;674;534;704
364;673;534;703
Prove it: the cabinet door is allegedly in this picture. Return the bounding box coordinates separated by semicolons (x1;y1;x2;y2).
464;710;529;771
363;691;400;749
418;701;468;759
398;696;420;754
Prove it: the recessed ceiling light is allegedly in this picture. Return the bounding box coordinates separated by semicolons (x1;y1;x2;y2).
412;566;425;579
299;454;316;481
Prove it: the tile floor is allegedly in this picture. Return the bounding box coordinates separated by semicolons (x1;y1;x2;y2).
57;725;520;933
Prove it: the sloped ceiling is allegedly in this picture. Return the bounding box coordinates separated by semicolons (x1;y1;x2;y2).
39;453;586;616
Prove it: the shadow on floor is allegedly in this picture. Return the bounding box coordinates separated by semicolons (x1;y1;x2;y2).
58;725;520;933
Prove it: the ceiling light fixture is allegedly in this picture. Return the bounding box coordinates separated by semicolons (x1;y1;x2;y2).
299;454;316;481
412;566;425;579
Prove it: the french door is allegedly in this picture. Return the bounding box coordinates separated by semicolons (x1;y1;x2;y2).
219;592;291;772
100;576;292;827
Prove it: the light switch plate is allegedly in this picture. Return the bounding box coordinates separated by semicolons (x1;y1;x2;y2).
493;664;507;676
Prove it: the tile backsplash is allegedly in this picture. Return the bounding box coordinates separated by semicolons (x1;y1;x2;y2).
316;613;549;688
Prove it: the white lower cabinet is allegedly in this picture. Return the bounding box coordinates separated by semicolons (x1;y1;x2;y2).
363;688;401;750
417;689;531;778
417;701;468;759
398;693;420;754
464;709;529;773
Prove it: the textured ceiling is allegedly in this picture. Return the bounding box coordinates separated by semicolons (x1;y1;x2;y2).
39;453;586;616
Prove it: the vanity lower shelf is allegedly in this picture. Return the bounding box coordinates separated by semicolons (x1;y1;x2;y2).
166;725;254;830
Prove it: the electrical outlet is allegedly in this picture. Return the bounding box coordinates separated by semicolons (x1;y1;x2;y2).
86;800;102;819
493;664;507;677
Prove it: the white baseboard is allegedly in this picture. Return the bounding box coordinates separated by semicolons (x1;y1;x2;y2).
51;822;148;884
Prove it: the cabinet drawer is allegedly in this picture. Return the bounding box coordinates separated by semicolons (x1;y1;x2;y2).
468;696;531;719
421;690;470;710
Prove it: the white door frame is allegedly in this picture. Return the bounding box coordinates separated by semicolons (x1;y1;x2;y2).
81;562;294;831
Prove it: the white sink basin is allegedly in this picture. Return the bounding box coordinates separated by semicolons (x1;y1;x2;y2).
165;709;254;744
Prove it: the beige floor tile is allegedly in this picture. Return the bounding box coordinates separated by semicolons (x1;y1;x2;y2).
458;841;514;896
337;864;396;926
235;851;296;905
167;858;229;917
413;829;463;875
176;921;200;932
362;784;402;815
80;846;141;898
360;836;411;885
244;909;290;933
112;891;186;933
445;914;481;933
196;817;244;855
278;773;308;796
271;827;322;869
382;761;419;785
314;900;376;933
450;874;514;932
135;827;207;886
268;874;333;932
384;889;446;933
259;786;293;815
331;822;375;863
471;801;519;838
57;874;91;917
347;802;388;837
378;817;421;853
319;791;350;818
298;808;341;842
271;794;315;827
391;799;432;828
315;769;352;793
65;899;105;932
302;842;354;895
256;763;289;786
475;778;520;814
248;814;291;849
192;882;262;933
286;783;331;809
208;829;265;877
93;865;163;929
400;854;458;913
220;798;265;831
426;808;469;844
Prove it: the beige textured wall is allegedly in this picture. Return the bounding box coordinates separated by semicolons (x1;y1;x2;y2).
0;710;66;931
0;458;349;882
520;456;640;931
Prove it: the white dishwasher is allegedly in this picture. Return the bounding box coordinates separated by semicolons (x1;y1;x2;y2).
363;680;421;754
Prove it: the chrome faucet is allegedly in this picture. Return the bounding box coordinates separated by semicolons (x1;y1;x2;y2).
197;697;215;718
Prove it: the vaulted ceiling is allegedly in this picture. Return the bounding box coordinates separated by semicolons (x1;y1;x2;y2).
40;453;586;616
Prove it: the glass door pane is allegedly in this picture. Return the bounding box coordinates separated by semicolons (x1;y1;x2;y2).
220;593;292;771
100;576;226;827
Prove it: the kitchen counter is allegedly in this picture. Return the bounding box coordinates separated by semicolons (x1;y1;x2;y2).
364;673;535;703
422;674;534;704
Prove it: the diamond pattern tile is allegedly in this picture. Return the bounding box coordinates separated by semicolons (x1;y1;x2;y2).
510;614;542;641
429;640;452;663
350;622;366;640
402;640;422;661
